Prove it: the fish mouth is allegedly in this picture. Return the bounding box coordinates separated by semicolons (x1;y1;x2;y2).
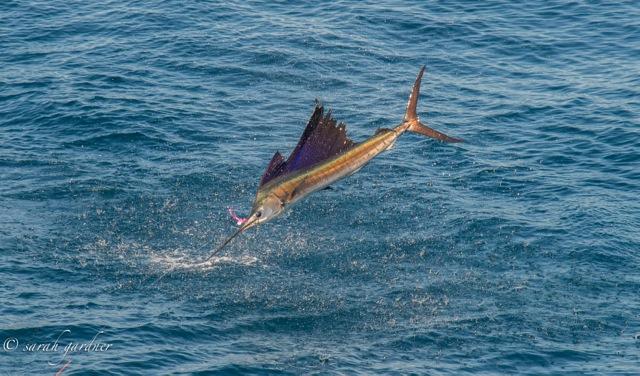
203;214;260;262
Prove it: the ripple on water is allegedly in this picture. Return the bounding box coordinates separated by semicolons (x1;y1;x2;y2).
1;0;639;374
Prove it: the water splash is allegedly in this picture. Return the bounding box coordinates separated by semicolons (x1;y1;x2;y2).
148;250;258;271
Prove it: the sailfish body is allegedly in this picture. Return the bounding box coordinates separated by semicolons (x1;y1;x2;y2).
209;66;462;260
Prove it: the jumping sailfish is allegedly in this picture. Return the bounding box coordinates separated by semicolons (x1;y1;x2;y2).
210;66;462;260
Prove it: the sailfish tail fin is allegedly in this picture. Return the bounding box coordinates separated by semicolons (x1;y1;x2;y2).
403;66;463;143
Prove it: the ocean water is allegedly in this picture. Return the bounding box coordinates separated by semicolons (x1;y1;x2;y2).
1;0;639;374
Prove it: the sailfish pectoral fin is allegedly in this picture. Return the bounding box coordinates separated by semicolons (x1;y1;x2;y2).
289;177;309;201
403;66;463;143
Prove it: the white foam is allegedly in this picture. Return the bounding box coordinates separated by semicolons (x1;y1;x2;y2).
149;250;258;271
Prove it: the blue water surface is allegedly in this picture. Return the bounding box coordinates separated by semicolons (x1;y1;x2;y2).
1;1;639;374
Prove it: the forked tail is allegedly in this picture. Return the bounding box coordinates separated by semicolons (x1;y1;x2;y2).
403;66;462;143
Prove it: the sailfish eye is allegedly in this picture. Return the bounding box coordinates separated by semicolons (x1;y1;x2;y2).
255;211;262;218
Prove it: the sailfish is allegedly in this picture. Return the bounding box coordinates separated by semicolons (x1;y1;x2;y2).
210;66;461;260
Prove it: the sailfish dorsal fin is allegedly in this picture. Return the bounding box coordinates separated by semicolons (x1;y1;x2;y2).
259;151;286;186
259;103;356;187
